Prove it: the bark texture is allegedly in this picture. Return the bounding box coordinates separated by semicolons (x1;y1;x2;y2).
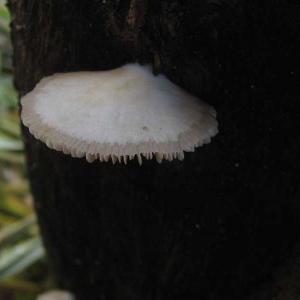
8;1;300;299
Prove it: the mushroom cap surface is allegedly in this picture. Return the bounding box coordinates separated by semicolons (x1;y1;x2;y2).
21;63;218;164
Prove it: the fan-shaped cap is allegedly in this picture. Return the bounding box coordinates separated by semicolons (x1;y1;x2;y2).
21;64;218;165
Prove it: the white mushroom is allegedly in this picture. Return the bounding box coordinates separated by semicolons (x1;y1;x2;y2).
21;63;218;165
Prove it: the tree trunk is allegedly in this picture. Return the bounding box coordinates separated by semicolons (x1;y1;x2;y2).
8;1;299;299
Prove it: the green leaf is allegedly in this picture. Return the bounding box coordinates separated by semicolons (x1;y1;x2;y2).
0;151;25;164
0;75;18;110
0;215;37;247
0;138;23;151
3;181;30;197
0;277;42;294
0;115;21;137
0;237;45;280
0;3;10;30
0;194;32;219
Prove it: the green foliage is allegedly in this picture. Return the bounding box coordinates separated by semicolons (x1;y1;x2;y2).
0;3;49;299
0;236;44;280
0;75;18;112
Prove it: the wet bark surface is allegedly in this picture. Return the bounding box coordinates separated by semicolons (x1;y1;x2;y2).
8;1;300;299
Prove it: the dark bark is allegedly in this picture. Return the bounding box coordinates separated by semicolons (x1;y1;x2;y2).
8;1;300;299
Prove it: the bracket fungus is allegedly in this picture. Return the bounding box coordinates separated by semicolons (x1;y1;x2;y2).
21;63;218;165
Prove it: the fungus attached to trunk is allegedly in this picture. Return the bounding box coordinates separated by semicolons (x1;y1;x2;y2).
21;64;218;165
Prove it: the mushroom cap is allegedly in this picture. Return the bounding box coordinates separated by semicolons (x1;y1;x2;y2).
21;63;218;164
